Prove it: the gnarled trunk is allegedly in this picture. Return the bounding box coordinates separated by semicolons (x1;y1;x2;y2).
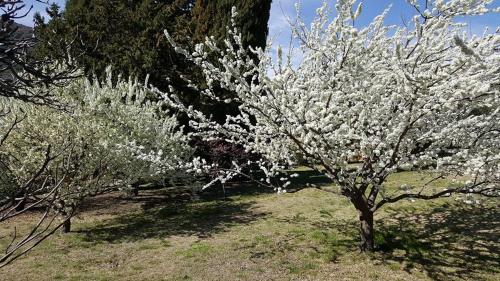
359;210;374;252
349;190;376;252
62;218;71;233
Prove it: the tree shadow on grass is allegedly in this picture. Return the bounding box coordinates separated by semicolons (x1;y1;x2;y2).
200;181;275;200
276;199;498;279
271;210;359;263
77;197;267;243
376;203;500;280
200;169;335;198
286;169;335;191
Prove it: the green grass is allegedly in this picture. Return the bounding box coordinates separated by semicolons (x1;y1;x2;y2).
177;243;214;258
0;170;498;281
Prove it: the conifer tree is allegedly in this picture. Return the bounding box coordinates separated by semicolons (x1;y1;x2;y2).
192;0;272;49
34;0;273;97
34;0;273;125
34;0;195;92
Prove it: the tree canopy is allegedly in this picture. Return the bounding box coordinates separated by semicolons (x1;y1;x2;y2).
33;0;274;126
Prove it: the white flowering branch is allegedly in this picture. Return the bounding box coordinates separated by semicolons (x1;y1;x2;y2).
165;0;499;251
0;69;203;266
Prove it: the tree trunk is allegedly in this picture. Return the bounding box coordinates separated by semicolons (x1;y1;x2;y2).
126;183;139;198
131;186;139;197
14;198;26;212
62;218;71;233
359;210;374;252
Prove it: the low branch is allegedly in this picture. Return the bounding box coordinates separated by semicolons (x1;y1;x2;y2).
374;181;497;211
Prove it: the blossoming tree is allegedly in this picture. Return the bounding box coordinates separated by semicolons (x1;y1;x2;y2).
165;0;500;251
0;71;199;266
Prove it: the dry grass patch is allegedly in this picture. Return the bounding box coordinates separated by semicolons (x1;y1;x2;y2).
0;171;498;281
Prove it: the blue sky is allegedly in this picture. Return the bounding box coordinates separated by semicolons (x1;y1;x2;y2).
269;0;498;49
18;0;500;46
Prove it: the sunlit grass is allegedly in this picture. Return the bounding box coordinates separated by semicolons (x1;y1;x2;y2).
0;171;498;281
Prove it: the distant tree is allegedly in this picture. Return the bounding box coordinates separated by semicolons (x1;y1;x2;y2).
34;0;273;113
34;0;195;93
0;0;75;105
0;72;199;267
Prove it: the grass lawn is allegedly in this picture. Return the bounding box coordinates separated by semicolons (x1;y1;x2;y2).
0;171;498;280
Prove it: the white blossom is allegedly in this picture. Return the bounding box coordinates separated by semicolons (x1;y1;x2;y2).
164;0;499;207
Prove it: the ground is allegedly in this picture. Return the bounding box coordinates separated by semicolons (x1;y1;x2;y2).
0;171;499;281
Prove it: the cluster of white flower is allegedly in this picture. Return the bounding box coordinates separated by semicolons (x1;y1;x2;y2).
164;0;499;210
0;69;198;215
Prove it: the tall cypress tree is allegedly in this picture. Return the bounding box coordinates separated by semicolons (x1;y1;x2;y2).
35;0;272;92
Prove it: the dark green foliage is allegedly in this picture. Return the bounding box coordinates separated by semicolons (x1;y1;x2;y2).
34;0;273;92
34;0;195;93
192;0;272;49
33;0;272;123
